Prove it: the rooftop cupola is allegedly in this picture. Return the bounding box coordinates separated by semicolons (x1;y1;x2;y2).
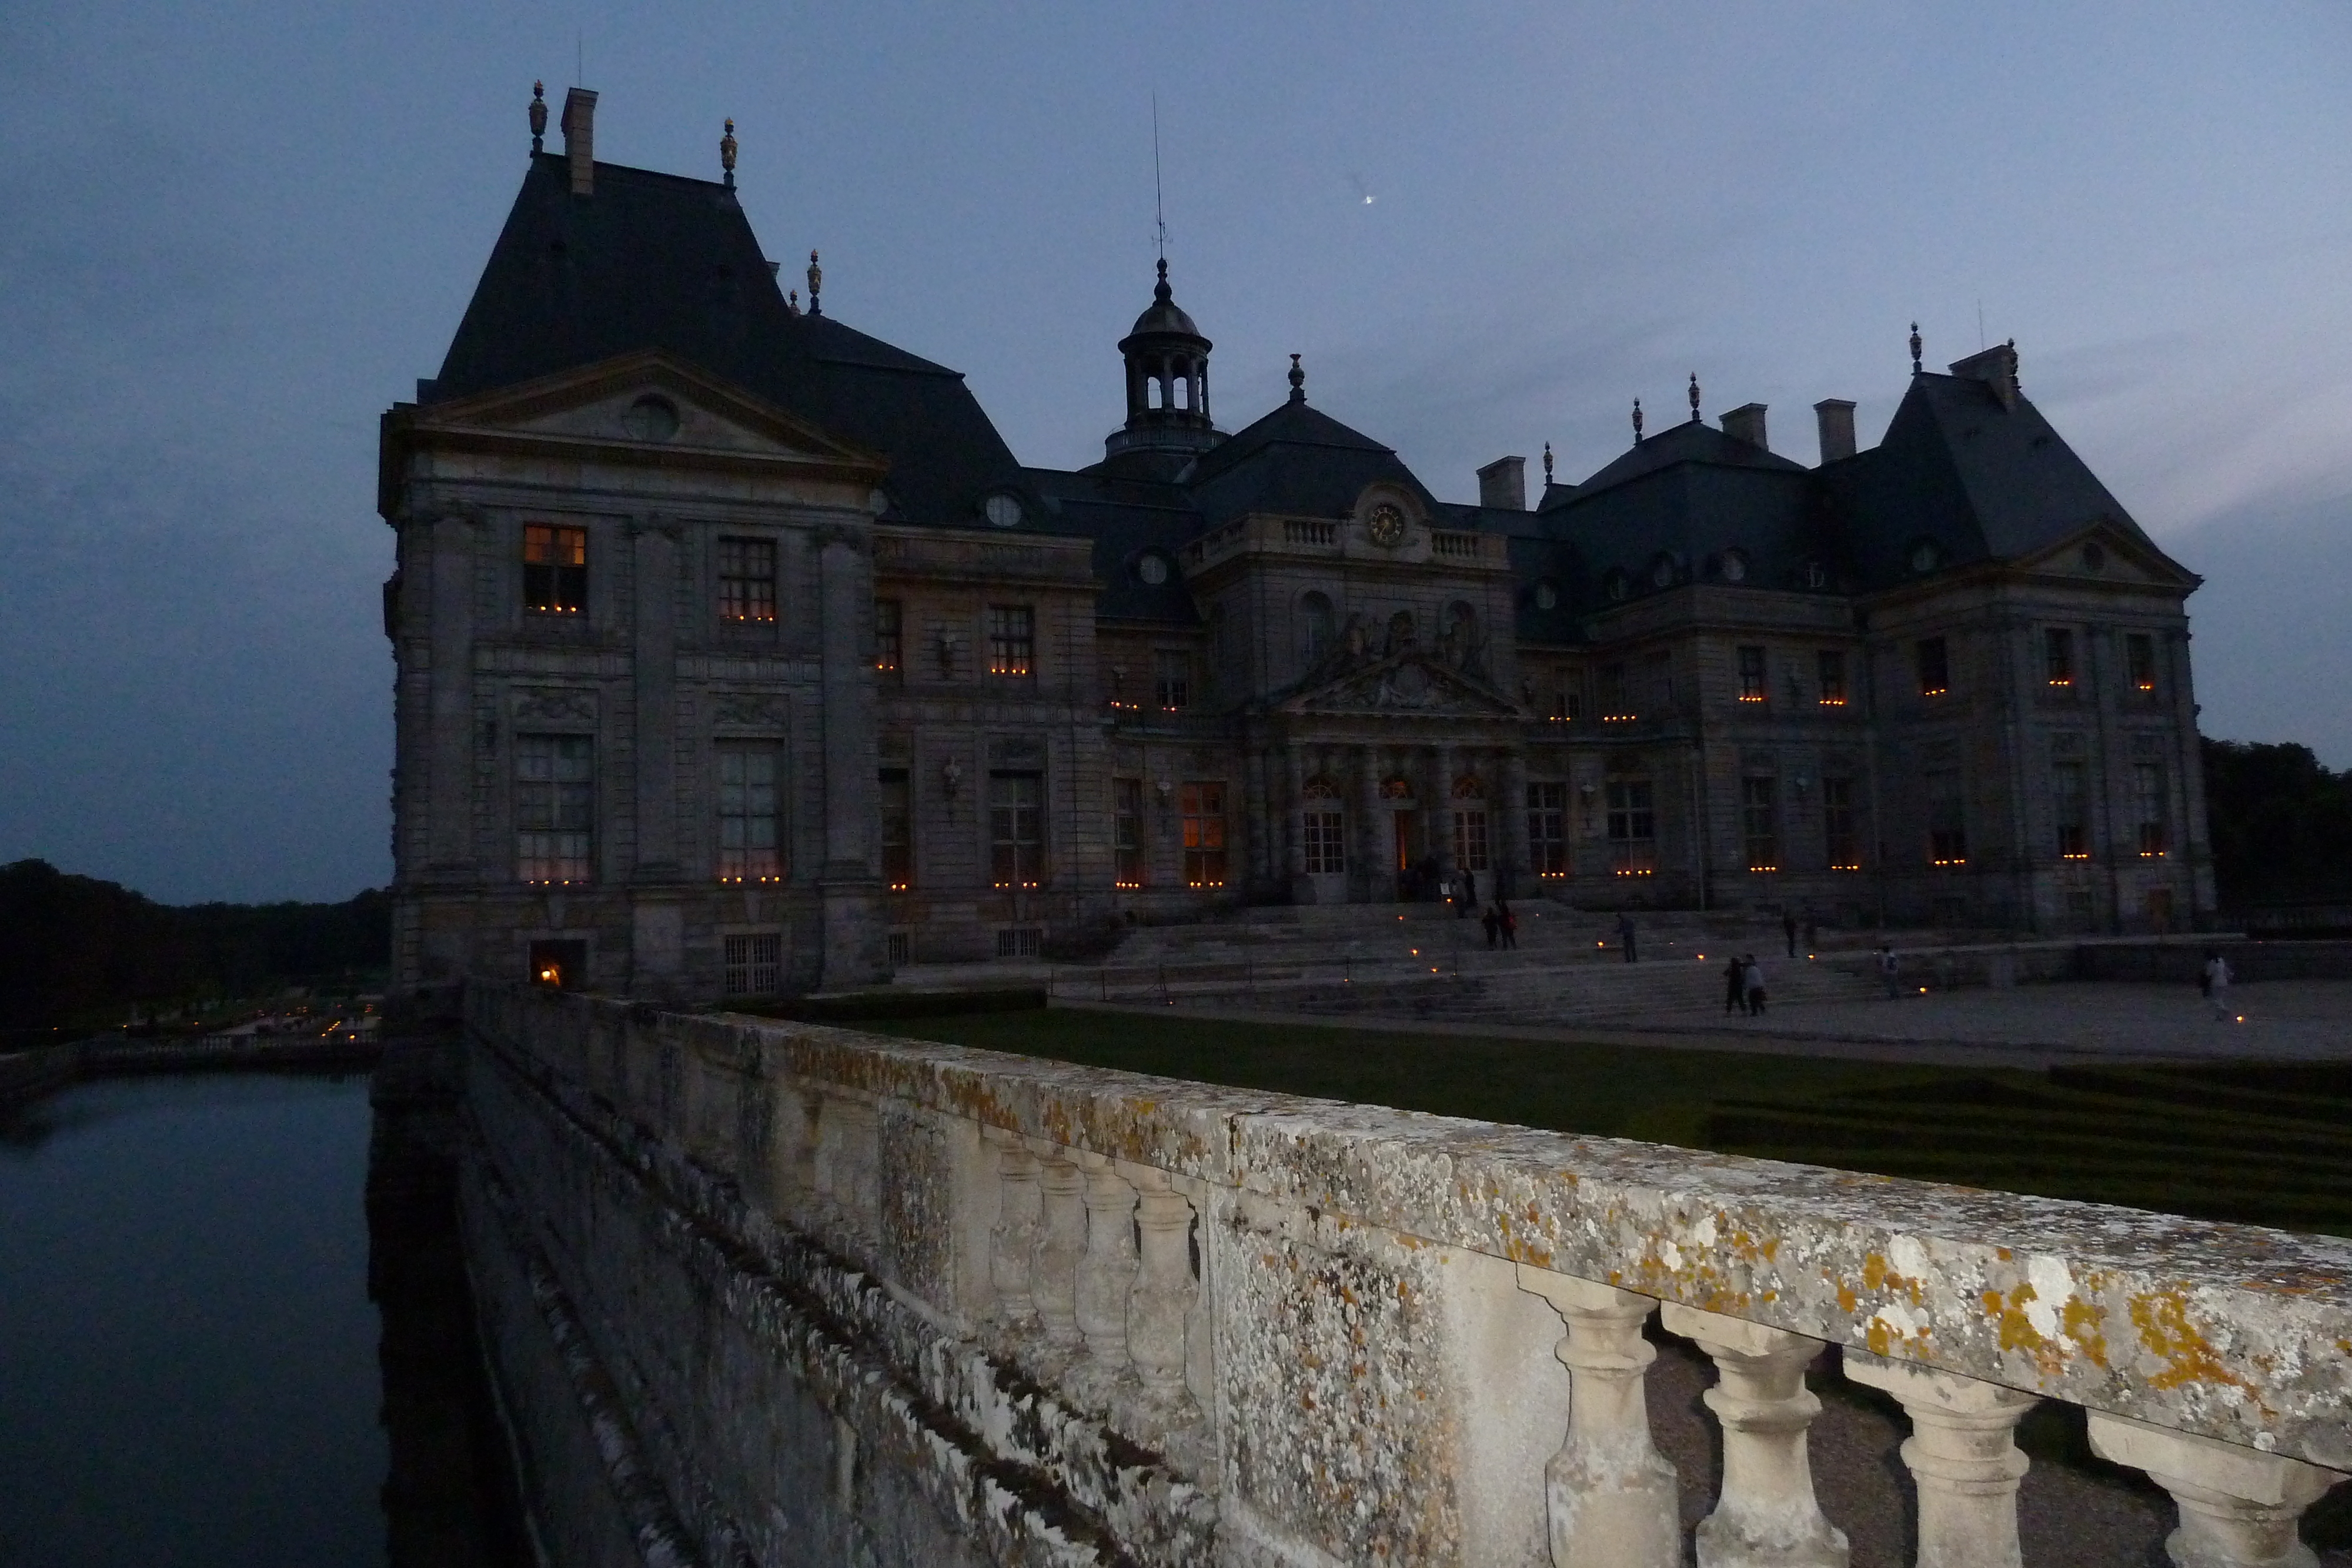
1105;259;1220;464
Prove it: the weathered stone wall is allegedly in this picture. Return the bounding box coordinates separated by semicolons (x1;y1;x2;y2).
467;984;2352;1566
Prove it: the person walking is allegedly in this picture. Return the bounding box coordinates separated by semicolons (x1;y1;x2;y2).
1723;954;1748;1015
1744;954;1768;1015
1617;912;1638;964
2204;950;2235;1021
1782;911;1799;958
1498;898;1518;950
1878;942;1900;999
1482;904;1501;949
1459;869;1478;917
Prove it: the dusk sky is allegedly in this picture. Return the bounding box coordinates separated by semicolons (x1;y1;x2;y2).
4;2;2350;903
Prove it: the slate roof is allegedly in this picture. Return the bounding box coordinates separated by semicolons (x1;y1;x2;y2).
423;153;1040;533
421;152;2172;630
1180;394;1438;527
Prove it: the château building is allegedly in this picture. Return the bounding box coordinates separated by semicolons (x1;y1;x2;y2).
378;88;2211;998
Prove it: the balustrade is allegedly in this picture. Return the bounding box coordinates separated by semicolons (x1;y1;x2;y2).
474;985;2352;1566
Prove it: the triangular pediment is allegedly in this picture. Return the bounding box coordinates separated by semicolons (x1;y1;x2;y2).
2013;517;2199;590
1282;652;1526;718
410;350;886;473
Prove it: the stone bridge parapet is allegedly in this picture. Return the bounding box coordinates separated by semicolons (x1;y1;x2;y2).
463;983;2352;1566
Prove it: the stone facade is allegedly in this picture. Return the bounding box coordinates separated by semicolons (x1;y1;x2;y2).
380;94;2211;999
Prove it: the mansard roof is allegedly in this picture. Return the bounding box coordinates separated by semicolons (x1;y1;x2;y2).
422;152;1034;532
1822;370;2158;590
1025;466;1204;624
1182;394;1438;526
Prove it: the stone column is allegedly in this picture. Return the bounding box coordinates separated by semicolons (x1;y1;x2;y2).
1070;1152;1137;1405
1842;1351;2035;1568
1242;739;1270;894
1357;744;1384;903
1501;747;1531;900
2087;1412;2346;1568
423;513;477;877
1284;738;1310;899
1031;1150;1088;1360
1126;1171;1197;1414
629;520;680;877
983;1127;1041;1330
1517;1266;1681;1568
1661;1303;1847;1567
817;526;883;987
1433;744;1459;882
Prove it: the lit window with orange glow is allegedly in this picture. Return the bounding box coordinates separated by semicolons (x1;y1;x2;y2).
716;744;783;882
2053;761;2091;858
2126;633;2159;694
2134;762;2169;857
718;536;777;623
1823;777;1860;868
987;604;1034;678
1916;636;1950;698
1112;778;1145;888
989;770;1045;887
2044;627;2075;688
1605;779;1656;875
874;598;902;675
523;524;588;615
1736;645;1768;703
1816;650;1847;706
516;734;593;882
1181;780;1228;887
1526;782;1569;876
879;768;913;890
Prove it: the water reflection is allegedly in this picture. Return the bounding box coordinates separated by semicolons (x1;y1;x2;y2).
0;1060;524;1567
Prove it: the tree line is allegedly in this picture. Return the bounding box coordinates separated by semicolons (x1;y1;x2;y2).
2201;737;2352;908
0;860;390;1037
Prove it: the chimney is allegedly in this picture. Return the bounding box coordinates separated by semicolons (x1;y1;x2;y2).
1813;399;1857;464
1946;340;2020;411
560;87;597;196
1476;455;1527;511
1720;403;1768;452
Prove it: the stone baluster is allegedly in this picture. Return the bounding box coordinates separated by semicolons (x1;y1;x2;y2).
1071;1152;1137;1403
1842;1350;2036;1568
2086;1411;2347;1568
1515;1266;1681;1568
1661;1303;1847;1567
1125;1171;1198;1414
983;1128;1041;1329
1031;1149;1088;1360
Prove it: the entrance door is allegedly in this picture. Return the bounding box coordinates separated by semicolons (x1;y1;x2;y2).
2145;887;2174;933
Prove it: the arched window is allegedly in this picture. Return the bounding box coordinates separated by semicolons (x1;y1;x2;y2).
1302;779;1345;874
1452;774;1485;800
1299;591;1335;664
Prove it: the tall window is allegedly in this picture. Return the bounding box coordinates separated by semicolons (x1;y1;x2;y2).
716;744;781;882
516;734;593;882
1181;781;1227;887
1527;783;1568;877
1647;651;1675;710
523;524;587;615
1742;777;1779;871
875;599;902;675
879;769;912;890
1299;592;1335;666
2127;633;2158;693
723;933;781;996
987;605;1034;677
1550;684;1583;723
988;771;1045;887
1817;650;1847;706
1599;663;1631;720
1154;650;1190;711
2135;763;2169;856
1916;637;1950;697
718;537;777;623
1736;646;1768;703
1605;781;1656;875
2053;762;2089;858
1302;779;1345;875
1114;778;1145;888
1823;777;1859;870
2044;627;2075;687
1926;770;1967;865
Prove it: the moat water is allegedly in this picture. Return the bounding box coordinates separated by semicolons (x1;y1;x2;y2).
0;1070;524;1567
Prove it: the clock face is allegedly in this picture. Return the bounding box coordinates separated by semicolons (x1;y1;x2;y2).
1136;552;1170;586
1367;503;1408;548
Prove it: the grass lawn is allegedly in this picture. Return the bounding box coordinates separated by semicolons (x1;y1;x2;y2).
860;1004;2352;1238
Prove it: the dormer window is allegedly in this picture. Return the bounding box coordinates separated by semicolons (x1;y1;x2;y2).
984;493;1024;529
1719;550;1749;583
